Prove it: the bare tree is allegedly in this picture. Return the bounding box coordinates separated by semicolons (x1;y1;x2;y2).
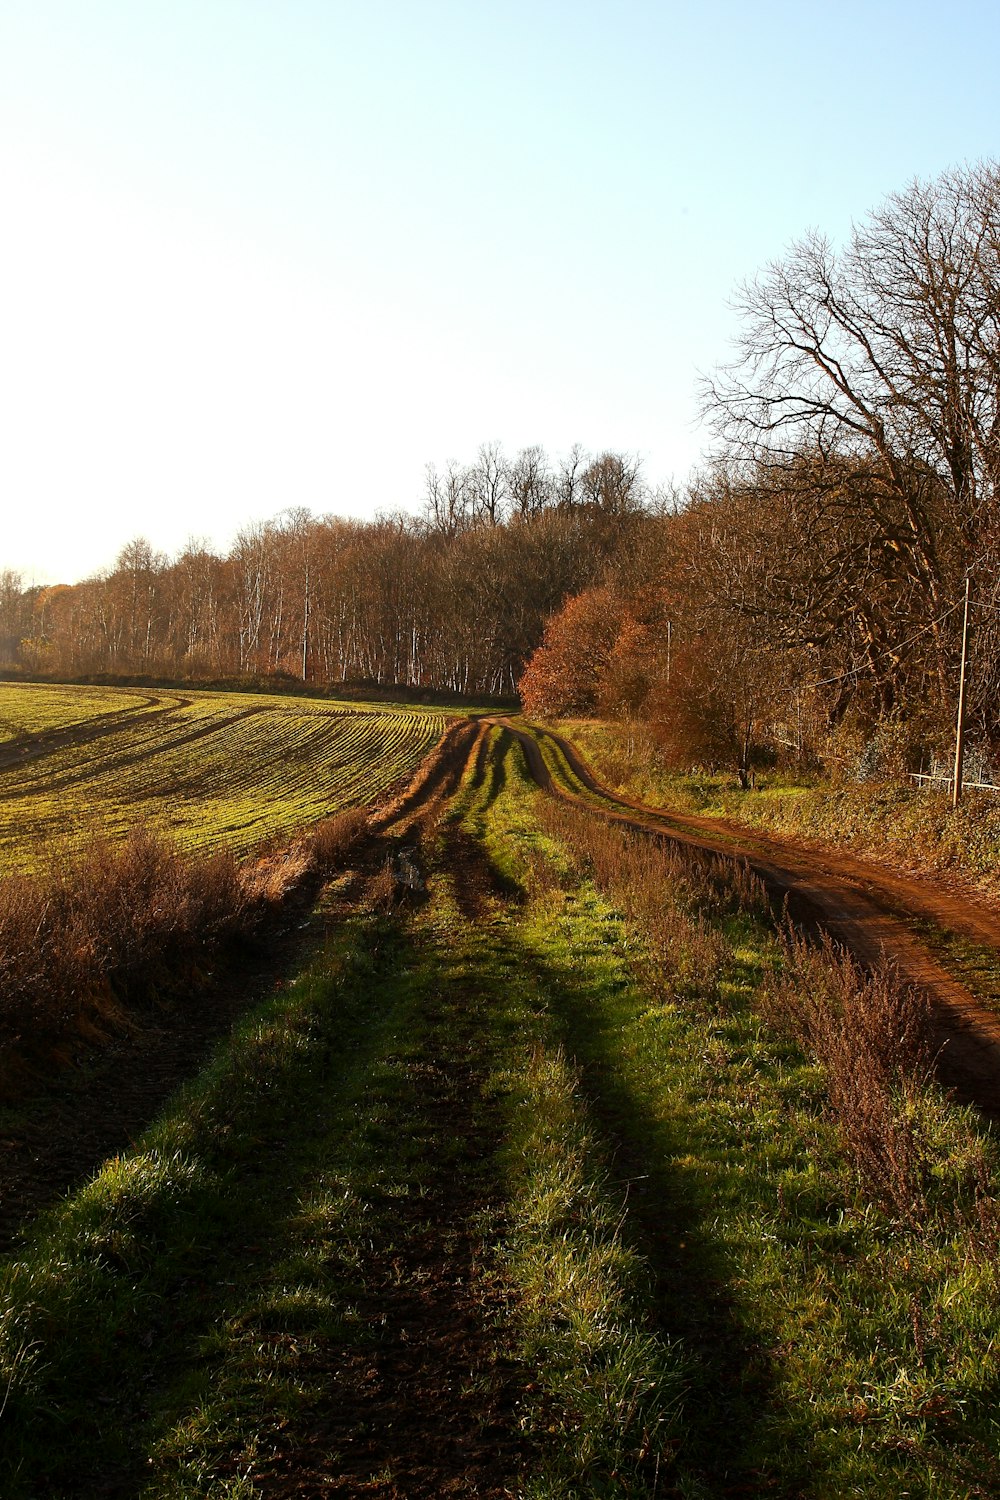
556;443;587;510
469;441;510;526
506;444;552;519
422;460;474;539
580;451;646;517
232;521;275;674
111;537;167;667
704;160;1000;716
0;570;27;665
168;540;228;672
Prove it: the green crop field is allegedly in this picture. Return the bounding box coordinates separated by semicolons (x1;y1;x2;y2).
0;683;148;744
0;682;447;872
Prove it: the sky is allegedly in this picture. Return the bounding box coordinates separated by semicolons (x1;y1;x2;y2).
1;1;998;584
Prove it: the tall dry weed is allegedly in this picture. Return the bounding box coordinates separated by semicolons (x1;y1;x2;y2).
765;929;998;1234
309;807;368;870
0;808;369;1083
534;802;764;1002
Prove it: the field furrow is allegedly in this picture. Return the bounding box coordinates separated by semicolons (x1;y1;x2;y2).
0;683;446;869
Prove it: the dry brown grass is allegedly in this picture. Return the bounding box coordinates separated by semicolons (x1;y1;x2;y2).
0;809;369;1087
535;800;766;1004
765;931;933;1223
365;860;401;913
765;928;999;1237
308;807;369;869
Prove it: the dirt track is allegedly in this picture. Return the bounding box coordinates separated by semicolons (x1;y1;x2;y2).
6;714;1000;1495
494;717;1000;1117
6;712;1000;1254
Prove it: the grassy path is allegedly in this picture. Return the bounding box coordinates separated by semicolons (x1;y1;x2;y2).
0;735;683;1497
3;728;1000;1495
0;886;532;1497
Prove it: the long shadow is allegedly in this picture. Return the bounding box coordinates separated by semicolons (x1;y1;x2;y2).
0;915;327;1256
466;719;493;792
258;923;530;1497
513;933;783;1494
439;730;525;917
470;724;511;812
137;912;530;1500
0;915;426;1496
459;828;782;1493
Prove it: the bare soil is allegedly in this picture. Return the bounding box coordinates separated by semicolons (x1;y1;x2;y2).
249;907;528;1498
498;717;1000;1117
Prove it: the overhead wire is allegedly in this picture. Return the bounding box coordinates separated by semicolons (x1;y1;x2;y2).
791;598;962;695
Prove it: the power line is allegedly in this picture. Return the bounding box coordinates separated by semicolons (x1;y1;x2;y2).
793;599;962;695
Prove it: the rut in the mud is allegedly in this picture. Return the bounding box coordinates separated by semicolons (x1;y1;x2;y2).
0;720;482;1253
498;717;1000;1118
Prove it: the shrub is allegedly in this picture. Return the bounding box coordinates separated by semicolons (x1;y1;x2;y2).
0;809;370;1086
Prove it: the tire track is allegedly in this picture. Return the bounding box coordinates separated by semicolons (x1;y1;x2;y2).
497;717;1000;1116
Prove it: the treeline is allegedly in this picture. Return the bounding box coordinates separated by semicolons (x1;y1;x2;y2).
523;161;1000;782
6;161;1000;778
0;448;657;697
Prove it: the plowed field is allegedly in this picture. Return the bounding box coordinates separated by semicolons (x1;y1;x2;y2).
0;682;446;870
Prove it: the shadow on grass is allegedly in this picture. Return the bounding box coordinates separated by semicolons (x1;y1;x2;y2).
236;918;531;1500
5;816;780;1499
3;902;533;1500
523;938;780;1490
462;826;782;1492
0;917;433;1497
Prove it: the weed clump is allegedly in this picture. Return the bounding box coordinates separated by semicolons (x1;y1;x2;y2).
535;798;765;1002
0;809;369;1086
765;930;1000;1239
308;807;368;870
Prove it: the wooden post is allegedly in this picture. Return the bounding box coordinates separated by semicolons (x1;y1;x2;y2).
952;575;972;809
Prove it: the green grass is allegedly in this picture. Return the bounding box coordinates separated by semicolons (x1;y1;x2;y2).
0;681;153;740
0;734;690;1497
513;784;1000;1495
0;893;431;1495
0;682;447;871
3;726;1000;1495
453;734;689;1495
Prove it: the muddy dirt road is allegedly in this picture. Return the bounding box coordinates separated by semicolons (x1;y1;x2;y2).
6;709;1000;1256
496;717;1000;1117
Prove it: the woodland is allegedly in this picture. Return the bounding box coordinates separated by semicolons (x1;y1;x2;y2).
5;160;1000;782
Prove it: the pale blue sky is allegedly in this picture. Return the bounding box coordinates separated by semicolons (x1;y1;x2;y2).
2;0;997;582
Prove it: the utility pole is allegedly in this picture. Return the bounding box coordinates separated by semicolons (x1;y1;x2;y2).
952;575;972;809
